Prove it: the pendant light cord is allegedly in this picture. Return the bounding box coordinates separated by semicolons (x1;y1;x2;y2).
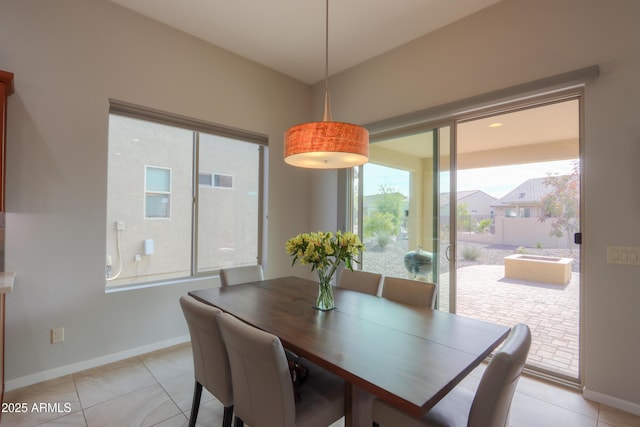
322;0;332;122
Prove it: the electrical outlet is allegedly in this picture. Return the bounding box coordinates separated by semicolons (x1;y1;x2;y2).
51;327;64;344
135;254;142;262
116;221;126;231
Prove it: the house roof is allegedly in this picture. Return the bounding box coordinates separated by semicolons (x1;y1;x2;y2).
440;190;497;205
492;177;552;206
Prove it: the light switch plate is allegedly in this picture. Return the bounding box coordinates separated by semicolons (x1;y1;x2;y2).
606;246;640;265
51;327;64;344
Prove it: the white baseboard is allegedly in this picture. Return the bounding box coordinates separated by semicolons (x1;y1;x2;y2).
583;387;640;416
5;335;190;392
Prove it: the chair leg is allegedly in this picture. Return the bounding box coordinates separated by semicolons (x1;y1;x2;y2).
234;416;244;427
372;423;380;427
222;405;234;427
187;382;203;427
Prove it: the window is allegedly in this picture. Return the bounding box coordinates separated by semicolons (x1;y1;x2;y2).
198;172;213;186
145;166;171;218
199;172;234;189
214;174;233;189
106;101;266;288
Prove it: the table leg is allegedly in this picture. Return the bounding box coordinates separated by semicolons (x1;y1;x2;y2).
345;383;375;427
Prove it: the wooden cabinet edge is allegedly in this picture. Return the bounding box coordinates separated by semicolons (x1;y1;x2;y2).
0;271;15;294
0;69;13;419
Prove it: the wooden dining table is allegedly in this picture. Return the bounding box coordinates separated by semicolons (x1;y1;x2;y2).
189;276;510;427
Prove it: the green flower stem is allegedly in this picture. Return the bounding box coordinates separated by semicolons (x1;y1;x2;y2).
315;265;336;310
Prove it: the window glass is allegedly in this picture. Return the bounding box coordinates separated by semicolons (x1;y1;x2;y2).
145;166;171;218
197;134;259;272
106;111;264;288
146;166;171;192
357;162;411;278
199;173;213;186
145;194;170;218
214;174;234;188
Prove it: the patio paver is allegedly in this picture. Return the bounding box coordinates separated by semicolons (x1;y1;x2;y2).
446;264;580;378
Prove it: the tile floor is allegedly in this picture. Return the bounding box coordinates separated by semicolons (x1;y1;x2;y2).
1;343;638;427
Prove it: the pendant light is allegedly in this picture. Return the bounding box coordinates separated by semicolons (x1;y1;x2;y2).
284;0;369;169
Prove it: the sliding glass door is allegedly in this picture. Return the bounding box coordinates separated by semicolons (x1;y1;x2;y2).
436;125;454;312
453;99;582;381
351;125;455;305
349;95;582;383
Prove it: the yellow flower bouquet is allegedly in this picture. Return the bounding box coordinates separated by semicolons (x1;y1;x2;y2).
285;231;364;310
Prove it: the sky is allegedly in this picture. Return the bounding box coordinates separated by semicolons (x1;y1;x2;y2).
363;159;577;199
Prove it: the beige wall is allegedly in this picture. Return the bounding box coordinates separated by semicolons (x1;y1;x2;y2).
315;0;640;414
0;0;313;387
493;216;576;249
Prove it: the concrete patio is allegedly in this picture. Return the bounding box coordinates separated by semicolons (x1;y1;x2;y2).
443;264;580;379
364;239;580;380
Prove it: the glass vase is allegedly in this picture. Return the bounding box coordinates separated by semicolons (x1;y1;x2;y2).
315;268;336;311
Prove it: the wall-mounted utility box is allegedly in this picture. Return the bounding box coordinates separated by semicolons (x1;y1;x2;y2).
144;239;154;255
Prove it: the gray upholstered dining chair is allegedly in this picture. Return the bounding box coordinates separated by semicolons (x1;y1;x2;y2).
337;269;383;296
372;323;531;427
179;296;234;427
220;264;264;287
380;276;437;308
217;312;345;427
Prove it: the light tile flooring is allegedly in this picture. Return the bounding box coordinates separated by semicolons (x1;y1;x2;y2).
1;343;639;427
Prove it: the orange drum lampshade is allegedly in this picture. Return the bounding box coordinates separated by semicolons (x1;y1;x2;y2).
283;0;369;169
284;120;369;169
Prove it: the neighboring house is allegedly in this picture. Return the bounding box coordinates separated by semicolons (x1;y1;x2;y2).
492;177;550;219
492;176;576;248
440;190;497;228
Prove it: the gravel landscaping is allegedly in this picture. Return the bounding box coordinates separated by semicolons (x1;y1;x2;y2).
361;237;580;279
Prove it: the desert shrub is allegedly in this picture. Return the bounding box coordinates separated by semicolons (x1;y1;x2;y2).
476;218;492;233
461;245;481;261
363;211;396;249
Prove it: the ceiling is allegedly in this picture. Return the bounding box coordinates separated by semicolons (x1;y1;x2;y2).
109;0;504;84
109;0;578;160
373;99;580;161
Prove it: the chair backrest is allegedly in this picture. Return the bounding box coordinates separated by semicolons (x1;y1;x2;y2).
468;323;532;427
381;276;437;308
179;296;233;407
218;312;296;427
337;269;382;296
220;265;264;287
